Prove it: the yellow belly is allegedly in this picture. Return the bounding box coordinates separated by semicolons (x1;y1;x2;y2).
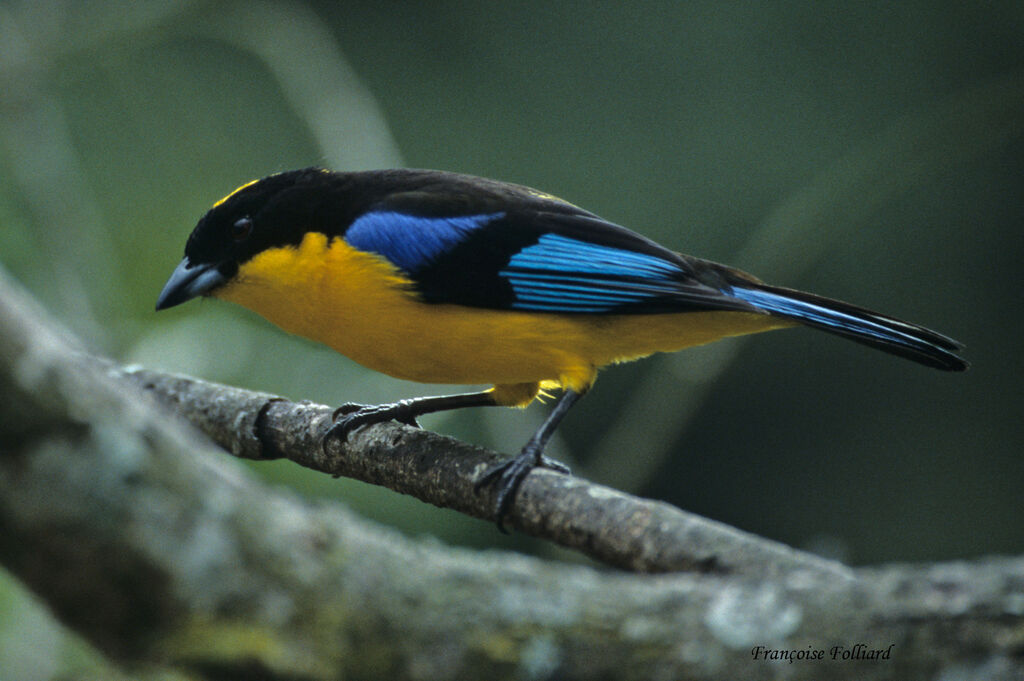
214;232;793;402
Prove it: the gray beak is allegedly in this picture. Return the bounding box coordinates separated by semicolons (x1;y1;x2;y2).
155;258;229;311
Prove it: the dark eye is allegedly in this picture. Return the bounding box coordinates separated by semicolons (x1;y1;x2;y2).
231;216;253;242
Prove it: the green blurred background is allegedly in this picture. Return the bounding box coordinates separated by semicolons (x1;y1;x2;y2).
0;0;1022;675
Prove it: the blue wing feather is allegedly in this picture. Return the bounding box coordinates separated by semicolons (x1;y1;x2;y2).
501;234;688;312
506;234;682;278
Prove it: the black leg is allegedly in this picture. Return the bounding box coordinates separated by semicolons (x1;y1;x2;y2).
475;389;584;531
323;390;498;451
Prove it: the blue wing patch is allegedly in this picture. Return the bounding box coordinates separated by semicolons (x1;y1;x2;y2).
345;211;505;272
500;234;686;312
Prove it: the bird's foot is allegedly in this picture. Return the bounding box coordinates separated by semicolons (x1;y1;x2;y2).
323;400;422;452
474;445;570;532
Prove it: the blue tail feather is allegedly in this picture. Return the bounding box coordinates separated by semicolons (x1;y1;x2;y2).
729;284;967;371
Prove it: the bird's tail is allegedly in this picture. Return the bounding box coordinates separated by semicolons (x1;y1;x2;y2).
728;284;968;371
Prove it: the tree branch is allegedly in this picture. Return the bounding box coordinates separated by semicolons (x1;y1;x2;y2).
1;266;1021;680
119;364;848;577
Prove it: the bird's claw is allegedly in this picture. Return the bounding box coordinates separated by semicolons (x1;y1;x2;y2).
323;401;422;453
332;402;368;419
475;448;570;532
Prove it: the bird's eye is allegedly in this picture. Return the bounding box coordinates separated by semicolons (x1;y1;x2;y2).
231;216;253;242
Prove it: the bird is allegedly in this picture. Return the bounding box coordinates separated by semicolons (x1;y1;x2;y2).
157;167;968;528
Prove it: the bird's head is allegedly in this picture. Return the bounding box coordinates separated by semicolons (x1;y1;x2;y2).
156;168;332;311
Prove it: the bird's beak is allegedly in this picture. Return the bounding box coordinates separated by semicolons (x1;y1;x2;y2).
156;258;229;311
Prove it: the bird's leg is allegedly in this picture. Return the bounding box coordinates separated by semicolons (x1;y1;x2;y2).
475;388;584;531
324;390;499;450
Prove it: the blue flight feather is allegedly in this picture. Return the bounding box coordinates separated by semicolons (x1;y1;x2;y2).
346;211;505;272
506;234;681;278
501;234;685;312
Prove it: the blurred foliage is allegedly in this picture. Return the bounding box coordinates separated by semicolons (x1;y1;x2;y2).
0;0;1022;675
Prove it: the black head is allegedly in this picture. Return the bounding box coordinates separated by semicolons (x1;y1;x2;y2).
156;167;337;310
